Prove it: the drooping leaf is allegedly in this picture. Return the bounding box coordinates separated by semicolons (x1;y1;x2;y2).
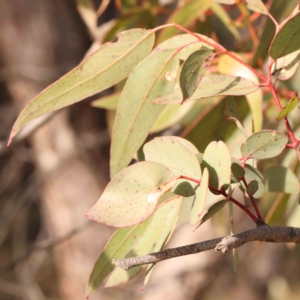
85;161;176;227
276;92;299;121
202;141;231;193
105;196;182;288
241;130;288;159
152;75;258;105
271;50;300;81
252;0;299;67
91;92;120;110
110;49;179;177
190;168;209;226
180;49;215;101
211;2;240;41
269;12;300;59
264;166;299;194
247;180;259;196
245;0;269;15
157;0;212;42
86;217;152;296
9;29;155;144
224;96;248;137
144;136;201;197
141;197;182;289
197;199;227;227
244;164;265;198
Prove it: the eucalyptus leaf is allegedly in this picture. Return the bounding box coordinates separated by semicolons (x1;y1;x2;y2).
244;164;265;198
197;200;228;227
9;29;155;144
110;49;179;177
269;12;300;59
276;92;299;121
85;161;176;227
105;197;181;288
190;168;209;226
241;130;288;159
144;136;201;197
152;75;258;105
247;180;259;196
180;49;215;100
202;141;231;193
86;217;152;296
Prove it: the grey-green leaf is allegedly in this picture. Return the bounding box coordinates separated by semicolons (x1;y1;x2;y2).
241;130;288;160
202;141;231;193
110;49;179;177
85;161;176;227
247;180;259;196
197;200;228;227
180;49;214;100
152;75;258;105
269;12;300;59
9;28;155;144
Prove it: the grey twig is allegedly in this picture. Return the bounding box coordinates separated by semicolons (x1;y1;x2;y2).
112;225;300;270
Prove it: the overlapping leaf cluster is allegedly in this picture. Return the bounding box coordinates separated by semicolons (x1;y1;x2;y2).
8;0;300;297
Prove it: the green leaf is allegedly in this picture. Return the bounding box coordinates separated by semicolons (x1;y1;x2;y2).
142;197;182;288
252;0;299;66
9;29;155;144
144;136;201;197
231;158;245;179
247;180;259;196
155;34;214;61
105;196;182;288
190;168;209;226
264;166;299;194
151;101;194;133
197;200;227;227
202;141;231;193
85;161;176;227
276;92;299;121
269;12;300;59
91;92;120;110
211;2;240;41
86;217;152;296
241;130;288;159
245;0;269;15
157;0;212;42
110;49;179;177
224;96;248;137
152;75;258;105
180;49;215;101
271;50;300;81
244;164;265;198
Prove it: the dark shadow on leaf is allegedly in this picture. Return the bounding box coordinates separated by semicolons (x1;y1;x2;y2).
173;181;195;197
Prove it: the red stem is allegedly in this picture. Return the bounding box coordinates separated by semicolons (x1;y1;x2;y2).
241;178;263;221
177;175;259;223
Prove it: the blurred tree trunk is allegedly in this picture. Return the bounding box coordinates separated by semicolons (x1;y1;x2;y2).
0;0;113;298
